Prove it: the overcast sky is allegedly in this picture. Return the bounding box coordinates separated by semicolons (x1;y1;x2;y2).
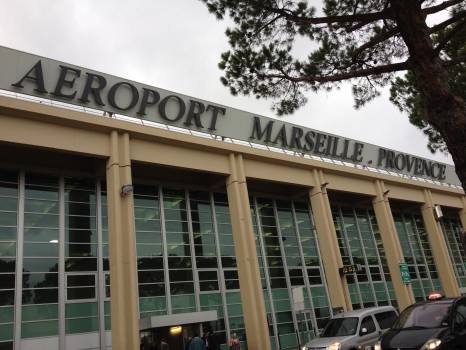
0;0;453;164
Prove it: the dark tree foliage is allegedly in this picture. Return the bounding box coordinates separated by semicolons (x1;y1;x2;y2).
201;0;466;190
390;22;466;154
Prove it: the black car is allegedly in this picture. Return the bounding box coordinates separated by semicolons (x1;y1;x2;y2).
375;294;466;350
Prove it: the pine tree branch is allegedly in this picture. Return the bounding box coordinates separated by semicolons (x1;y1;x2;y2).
422;0;464;15
258;61;411;83
443;54;466;66
352;27;399;60
434;19;466;54
429;10;466;33
266;7;391;25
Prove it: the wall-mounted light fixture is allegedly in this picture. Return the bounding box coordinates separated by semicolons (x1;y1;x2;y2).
121;184;134;197
433;205;443;221
169;326;182;336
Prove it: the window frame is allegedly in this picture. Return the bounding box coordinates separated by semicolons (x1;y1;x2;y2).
65;272;97;303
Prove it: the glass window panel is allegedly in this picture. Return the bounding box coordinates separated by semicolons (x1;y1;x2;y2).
66;243;97;257
200;281;219;291
64;189;95;203
169;269;193;282
165;221;189;233
0;212;16;227
0;324;13;341
23;258;58;273
135;219;161;232
21;320;58;338
166;232;190;245
0;259;15;273
168;257;192;269
23;227;58;242
24;199;58;214
137;257;163;270
24;213;59;228
0;184;17;198
22;273;58;289
199;271;217;281
170;282;194;295
0;306;14;323
65;216;96;230
67;274;95;287
67;287;95;300
22;288;58;304
166;244;191;256
0;227;16;242
136;231;162;244
65;258;97;272
138;270;164;284
0;291;14;306
66;229;97;244
65;317;99;334
65;202;95;216
196;257;218;268
0;243;15;257
138;284;165;297
25;187;58;201
23;243;58;257
22;303;58;321
137;244;163;257
194;245;216;257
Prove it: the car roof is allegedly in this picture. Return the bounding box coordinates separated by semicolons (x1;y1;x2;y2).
407;297;463;308
333;306;397;319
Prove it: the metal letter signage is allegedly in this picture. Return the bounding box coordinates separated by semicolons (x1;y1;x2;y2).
0;45;460;186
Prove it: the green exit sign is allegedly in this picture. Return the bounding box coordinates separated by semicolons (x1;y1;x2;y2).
399;262;411;284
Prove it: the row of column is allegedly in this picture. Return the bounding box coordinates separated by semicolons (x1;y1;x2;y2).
104;133;466;350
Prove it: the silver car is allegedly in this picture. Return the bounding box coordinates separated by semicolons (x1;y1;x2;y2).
302;306;398;350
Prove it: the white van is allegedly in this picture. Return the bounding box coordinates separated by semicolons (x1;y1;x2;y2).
302;306;398;350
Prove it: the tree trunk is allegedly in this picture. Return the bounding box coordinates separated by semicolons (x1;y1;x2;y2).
391;0;466;191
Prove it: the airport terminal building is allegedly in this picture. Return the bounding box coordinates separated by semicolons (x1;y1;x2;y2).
0;46;465;350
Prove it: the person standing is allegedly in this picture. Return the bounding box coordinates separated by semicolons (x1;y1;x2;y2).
228;333;240;350
189;333;206;350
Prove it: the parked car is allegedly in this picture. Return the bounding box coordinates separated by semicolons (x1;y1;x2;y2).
302;306;398;350
375;293;466;350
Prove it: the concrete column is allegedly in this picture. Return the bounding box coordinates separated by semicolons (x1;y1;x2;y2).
460;197;466;230
226;153;271;350
308;169;351;311
372;180;415;310
421;189;460;297
106;131;140;350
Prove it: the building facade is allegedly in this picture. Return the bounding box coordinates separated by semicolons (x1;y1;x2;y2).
0;46;465;350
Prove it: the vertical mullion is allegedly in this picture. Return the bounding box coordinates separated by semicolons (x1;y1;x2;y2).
402;215;423;296
14;171;25;350
210;192;231;340
338;206;362;308
352;208;378;306
367;209;391;305
186;190;200;312
291;201;319;338
273;200;300;346
96;180;106;349
159;187;171;314
412;216;435;292
306;204;332;318
58;177;65;350
253;197;279;349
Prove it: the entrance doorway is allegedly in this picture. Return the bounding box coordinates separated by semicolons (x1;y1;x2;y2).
140;323;201;350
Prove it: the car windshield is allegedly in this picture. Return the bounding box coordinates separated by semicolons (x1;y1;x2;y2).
321;317;359;337
393;303;452;329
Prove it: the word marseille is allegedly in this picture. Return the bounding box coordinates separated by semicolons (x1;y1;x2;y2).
11;59;447;182
250;117;447;181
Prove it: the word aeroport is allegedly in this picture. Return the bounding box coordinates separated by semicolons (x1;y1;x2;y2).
11;60;226;132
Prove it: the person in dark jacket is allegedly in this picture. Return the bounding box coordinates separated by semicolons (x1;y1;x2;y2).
189;333;206;350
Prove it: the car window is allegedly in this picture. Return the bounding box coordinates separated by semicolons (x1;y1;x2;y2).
360;316;376;335
454;300;466;331
393;302;452;329
321;317;359;337
375;311;398;330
